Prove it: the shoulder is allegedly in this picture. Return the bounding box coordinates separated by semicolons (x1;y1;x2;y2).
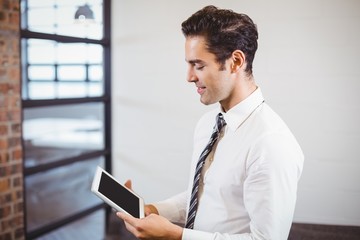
251;103;292;136
247;104;304;175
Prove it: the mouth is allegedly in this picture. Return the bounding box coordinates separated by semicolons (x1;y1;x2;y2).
197;87;206;95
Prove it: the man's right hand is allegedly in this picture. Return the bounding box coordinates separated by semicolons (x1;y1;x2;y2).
124;180;159;216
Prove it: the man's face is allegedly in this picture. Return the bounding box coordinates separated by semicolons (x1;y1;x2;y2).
185;36;235;108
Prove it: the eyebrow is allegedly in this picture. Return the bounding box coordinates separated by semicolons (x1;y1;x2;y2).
186;59;205;65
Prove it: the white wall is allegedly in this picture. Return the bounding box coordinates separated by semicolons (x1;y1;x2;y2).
111;0;360;226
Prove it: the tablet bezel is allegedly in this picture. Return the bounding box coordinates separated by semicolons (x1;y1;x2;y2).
91;166;145;218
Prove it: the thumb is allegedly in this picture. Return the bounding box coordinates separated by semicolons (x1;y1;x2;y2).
124;179;132;190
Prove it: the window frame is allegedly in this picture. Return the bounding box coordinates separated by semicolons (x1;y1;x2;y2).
20;0;112;239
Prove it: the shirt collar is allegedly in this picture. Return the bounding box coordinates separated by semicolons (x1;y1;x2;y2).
219;87;265;132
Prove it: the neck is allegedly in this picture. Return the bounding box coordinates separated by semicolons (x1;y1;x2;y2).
220;74;257;112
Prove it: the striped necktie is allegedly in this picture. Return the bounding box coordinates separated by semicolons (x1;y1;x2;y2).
185;113;227;229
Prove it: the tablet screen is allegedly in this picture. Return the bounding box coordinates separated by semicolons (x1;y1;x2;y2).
98;172;140;218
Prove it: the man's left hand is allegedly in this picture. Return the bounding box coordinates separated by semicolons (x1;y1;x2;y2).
116;212;183;240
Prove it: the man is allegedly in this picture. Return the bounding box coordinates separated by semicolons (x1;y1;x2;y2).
117;5;304;240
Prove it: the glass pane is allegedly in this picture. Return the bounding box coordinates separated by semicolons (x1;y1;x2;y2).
27;39;56;64
28;82;56;99
21;0;103;40
22;39;104;100
58;65;86;81
28;65;55;81
27;0;55;8
27;8;56;34
89;65;102;81
25;158;104;232
57;43;87;64
87;44;103;64
89;82;103;96
37;210;105;240
58;82;87;98
23;103;104;168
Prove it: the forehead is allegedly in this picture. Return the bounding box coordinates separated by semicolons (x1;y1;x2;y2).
185;36;216;63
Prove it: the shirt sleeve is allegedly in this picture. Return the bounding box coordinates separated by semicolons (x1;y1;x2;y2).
182;228;262;240
152;191;188;225
243;132;303;239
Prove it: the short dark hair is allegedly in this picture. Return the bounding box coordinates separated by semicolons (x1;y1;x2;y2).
181;5;258;74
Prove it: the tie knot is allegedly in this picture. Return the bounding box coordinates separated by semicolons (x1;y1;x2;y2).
216;113;226;132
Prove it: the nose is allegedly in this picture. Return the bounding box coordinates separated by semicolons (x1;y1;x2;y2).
187;66;198;83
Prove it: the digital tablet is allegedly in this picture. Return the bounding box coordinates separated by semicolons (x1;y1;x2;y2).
91;166;144;218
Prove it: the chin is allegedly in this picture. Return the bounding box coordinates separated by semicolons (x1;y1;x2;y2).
200;98;217;106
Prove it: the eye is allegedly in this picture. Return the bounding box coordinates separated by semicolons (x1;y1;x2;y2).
195;65;205;70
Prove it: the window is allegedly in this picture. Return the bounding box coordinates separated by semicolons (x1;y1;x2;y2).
23;103;105;168
20;0;111;239
23;40;104;99
23;0;103;39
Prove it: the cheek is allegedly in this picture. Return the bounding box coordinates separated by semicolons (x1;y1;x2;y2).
201;68;231;93
210;72;230;90
202;70;220;87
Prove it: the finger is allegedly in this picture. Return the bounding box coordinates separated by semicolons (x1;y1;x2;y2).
117;211;137;226
145;204;159;216
118;213;139;236
145;208;152;217
124;179;132;190
117;212;143;236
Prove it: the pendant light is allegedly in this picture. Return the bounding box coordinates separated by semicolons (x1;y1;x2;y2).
74;4;94;21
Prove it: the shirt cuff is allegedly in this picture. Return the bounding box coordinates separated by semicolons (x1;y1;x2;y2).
152;191;187;224
153;201;181;221
182;228;214;240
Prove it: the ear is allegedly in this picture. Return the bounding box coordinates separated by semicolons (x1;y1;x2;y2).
230;50;246;73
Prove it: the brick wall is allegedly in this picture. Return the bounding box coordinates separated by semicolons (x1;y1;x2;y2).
0;1;24;240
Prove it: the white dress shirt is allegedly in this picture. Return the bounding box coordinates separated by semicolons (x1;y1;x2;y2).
154;88;304;240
